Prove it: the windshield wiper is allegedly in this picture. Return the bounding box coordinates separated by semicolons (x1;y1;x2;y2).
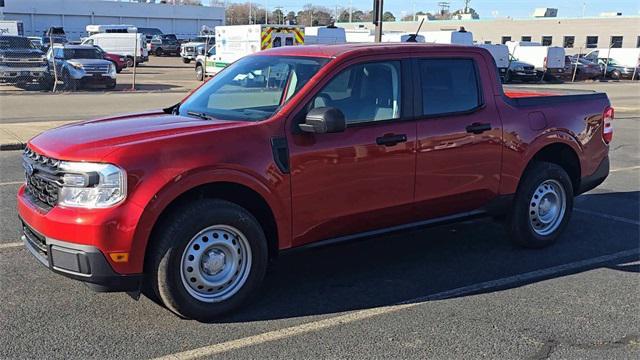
186;111;216;120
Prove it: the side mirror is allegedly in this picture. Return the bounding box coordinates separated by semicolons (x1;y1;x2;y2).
299;107;346;134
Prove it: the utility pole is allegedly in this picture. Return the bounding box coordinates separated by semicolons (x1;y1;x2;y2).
373;0;383;42
349;0;352;22
265;0;268;24
249;1;252;24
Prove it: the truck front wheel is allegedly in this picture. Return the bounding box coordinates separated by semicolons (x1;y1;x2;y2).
147;199;268;321
507;162;573;248
195;64;204;81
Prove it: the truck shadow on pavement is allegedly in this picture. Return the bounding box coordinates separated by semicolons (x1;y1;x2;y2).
214;191;639;324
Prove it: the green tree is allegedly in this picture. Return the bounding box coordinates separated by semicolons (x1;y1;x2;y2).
382;11;395;21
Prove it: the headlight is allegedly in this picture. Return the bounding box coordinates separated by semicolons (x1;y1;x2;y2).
514;66;524;71
70;62;83;70
108;63;116;76
58;162;126;208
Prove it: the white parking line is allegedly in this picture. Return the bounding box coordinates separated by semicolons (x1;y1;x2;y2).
0;181;23;186
0;242;23;250
153;249;638;360
610;165;640;173
575;208;640;226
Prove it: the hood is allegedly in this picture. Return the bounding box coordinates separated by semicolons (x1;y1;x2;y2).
509;60;534;69
0;48;45;58
181;41;205;47
67;58;112;66
28;112;246;162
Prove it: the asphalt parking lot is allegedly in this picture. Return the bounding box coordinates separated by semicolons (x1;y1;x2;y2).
0;57;638;359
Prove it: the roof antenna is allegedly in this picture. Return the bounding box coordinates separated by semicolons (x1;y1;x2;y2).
405;18;425;42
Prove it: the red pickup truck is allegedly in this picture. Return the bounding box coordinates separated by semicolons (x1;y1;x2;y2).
18;44;612;321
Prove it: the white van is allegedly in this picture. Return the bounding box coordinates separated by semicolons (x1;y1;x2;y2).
382;33;425;42
305;26;346;44
506;41;565;75
585;48;640;68
81;33;148;67
477;44;510;78
421;30;473;45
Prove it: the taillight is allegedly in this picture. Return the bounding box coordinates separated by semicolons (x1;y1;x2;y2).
603;106;614;144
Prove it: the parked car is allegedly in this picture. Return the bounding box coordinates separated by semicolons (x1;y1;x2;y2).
18;44;612;321
180;35;215;63
81;33;148;67
0;35;52;89
559;56;601;81
93;45;127;73
47;44;117;90
504;55;538;82
148;34;180;56
597;58;639;80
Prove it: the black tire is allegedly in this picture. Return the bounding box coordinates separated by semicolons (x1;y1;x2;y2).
63;71;78;91
610;70;621;80
155;48;163;56
126;57;135;68
183;58;191;64
195;64;204;81
507;162;574;249
147;199;268;321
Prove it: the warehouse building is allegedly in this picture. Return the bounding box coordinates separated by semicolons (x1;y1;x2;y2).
0;0;224;40
341;16;640;54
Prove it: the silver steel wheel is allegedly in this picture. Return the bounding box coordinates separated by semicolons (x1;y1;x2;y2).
180;225;252;303
529;179;566;236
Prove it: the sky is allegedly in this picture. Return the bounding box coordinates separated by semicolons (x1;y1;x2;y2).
210;0;640;19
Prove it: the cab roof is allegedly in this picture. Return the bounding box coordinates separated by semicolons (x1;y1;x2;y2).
260;42;479;58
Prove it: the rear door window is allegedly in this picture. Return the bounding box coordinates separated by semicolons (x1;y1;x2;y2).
418;59;481;116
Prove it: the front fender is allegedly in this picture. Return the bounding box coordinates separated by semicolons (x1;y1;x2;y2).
128;166;290;273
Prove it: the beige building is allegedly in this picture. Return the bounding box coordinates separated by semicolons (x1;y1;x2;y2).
340;16;640;54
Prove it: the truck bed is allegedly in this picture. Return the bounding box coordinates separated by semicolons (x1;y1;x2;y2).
503;86;609;106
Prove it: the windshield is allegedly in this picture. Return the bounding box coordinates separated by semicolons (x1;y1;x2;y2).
0;36;35;49
179;55;328;122
63;48;102;59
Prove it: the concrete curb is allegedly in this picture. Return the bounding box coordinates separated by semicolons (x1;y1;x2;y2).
0;143;26;151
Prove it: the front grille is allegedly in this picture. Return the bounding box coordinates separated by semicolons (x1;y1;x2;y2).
523;65;535;71
23;147;62;210
82;64;109;75
23;223;47;258
3;61;47;68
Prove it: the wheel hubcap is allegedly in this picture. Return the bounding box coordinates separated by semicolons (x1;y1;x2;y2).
180;225;252;303
529;179;566;236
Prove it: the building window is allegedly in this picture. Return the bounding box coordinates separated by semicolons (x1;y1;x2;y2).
484;40;492;44
563;36;575;48
637;36;640;48
586;36;598;48
521;36;532;42
501;36;511;44
610;36;623;48
541;36;553;46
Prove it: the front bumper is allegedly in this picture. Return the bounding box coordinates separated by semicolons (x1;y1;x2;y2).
21;218;142;292
0;67;49;83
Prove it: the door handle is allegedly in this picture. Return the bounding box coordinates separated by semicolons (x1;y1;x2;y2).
376;134;408;146
465;122;492;134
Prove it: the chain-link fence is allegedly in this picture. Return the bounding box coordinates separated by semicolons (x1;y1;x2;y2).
0;32;159;93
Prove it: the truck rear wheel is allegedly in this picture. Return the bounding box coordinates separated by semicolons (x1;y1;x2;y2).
182;58;191;64
147;199;268;321
507;162;573;248
126;57;135;68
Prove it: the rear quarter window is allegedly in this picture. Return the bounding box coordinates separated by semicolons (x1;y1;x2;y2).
419;59;481;116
